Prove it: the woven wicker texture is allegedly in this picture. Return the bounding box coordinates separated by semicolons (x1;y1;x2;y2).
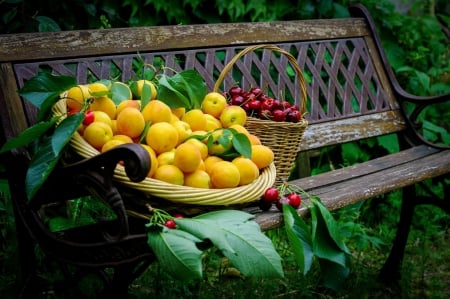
214;45;308;184
53;100;276;206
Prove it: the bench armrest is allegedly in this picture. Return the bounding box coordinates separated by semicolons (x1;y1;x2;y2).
32;143;151;240
350;3;450;149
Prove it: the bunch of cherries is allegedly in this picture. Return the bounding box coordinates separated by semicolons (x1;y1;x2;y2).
225;86;302;123
259;184;302;211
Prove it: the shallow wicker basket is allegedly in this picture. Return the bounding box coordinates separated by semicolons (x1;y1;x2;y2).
53;100;276;206
214;44;308;184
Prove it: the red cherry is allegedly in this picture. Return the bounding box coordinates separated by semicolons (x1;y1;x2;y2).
164;219;177;229
231;95;245;106
272;109;286;122
83;110;95;125
258;109;273;120
248;99;261;111
287;193;302;209
262;187;279;203
250;87;263;97
261;98;275;111
229;86;243;96
286;110;301;123
273;99;283;110
173;213;184;219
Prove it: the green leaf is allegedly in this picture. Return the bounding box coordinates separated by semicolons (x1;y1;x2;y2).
179;210;283;278
157;74;191;108
231;132;251;158
25;113;83;200
0;117;59;154
19;72;77;120
157;70;207;110
318;258;350;291
110;81;132;105
283;204;314;274
146;224;203;281
311;198;349;267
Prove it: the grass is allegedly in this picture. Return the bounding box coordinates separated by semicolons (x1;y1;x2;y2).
1;178;449;299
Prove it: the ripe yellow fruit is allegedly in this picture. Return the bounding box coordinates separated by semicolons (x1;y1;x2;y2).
182;109;207;132
66;85;89;111
204;155;224;174
112;134;134;143
146;122;179;154
184;138;208;160
141;99;172;124
83;121;113;149
140;144;158;178
88;82;109;95
201;92;228;118
184;169;211;189
229;124;250;136
173;142;202;173
232;156;259;186
209;161;240;188
204;113;223;131
116;99;140;116
135;80;157;100
251;144;274;169
220;105;247;128
154;164;184;185
171;107;186;119
89;96;116;120
116;107;146;138
110;120;119;135
101;139;125;153
157;150;175;166
172;120;192;145
207;129;233;156
248;133;262;145
92;110;112;126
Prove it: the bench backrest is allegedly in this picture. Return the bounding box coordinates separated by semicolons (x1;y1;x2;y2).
0;5;405;156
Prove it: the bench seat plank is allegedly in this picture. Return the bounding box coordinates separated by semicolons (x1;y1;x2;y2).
253;145;450;230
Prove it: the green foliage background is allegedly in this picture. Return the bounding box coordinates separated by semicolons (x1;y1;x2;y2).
1;0;448;96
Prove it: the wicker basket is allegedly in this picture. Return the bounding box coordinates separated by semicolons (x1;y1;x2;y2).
214;44;308;184
53;100;276;206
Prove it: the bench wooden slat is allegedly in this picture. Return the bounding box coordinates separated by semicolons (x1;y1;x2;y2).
299;110;406;151
253;145;450;230
0;19;370;63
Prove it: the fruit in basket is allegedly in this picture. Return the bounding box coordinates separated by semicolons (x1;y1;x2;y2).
184;169;211;189
116;107;145;138
173;142;202;173
207;129;233;155
182;109;207;131
250;144;274;169
232;157;259;186
83;121;113;149
132;79;157;100
140;144;158;177
219;105;247;128
66;85;90;111
209;161;240;188
146;122;179;154
224;85;302;123
88;96;116;119
141;99;172;123
154;164;184;185
201;92;228;118
92;110;112;126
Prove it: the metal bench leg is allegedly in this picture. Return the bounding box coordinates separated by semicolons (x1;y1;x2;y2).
379;185;416;283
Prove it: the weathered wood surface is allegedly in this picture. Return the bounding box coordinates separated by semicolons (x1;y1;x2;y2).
253;145;450;231
0;19;369;62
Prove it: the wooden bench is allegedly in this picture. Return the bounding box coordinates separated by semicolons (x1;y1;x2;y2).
1;3;449;297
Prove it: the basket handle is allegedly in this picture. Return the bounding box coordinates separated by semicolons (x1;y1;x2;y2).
213;44;307;115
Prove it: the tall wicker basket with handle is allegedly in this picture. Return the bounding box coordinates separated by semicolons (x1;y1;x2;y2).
214;44;308;184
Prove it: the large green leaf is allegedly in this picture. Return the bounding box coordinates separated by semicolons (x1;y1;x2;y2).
157;69;207;110
0;117;59;154
310;198;349;267
25;113;83;200
318;257;350;291
283;204;314;274
177;210;284;278
146;224;203;281
18;72;77;120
